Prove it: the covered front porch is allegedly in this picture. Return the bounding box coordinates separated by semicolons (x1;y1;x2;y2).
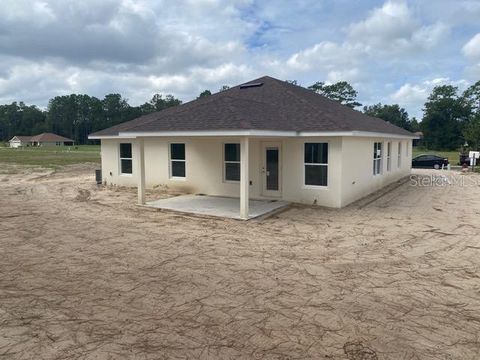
134;136;279;220
145;194;289;220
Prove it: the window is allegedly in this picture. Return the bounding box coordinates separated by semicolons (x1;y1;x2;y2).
170;143;185;178
373;142;382;175
304;143;328;186
120;143;132;174
386;142;391;171
398;142;402;168
224;143;240;181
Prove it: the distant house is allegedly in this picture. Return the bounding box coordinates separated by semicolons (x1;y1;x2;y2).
89;76;417;218
8;133;74;148
413;132;423;147
8;136;33;148
30;133;74;146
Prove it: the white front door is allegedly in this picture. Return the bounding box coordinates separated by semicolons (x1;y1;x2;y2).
261;142;282;197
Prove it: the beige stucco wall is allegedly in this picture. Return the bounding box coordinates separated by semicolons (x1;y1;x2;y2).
340;137;412;207
100;136;411;208
101;137;263;198
282;137;342;207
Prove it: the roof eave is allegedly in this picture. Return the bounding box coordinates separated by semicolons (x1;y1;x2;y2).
89;130;417;139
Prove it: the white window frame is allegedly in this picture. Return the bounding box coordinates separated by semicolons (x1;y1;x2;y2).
119;143;133;176
223;143;240;183
169;143;186;180
398;142;402;168
373;142;382;176
303;142;329;188
386;142;391;172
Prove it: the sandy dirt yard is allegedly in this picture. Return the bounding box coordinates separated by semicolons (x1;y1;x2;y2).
1;164;480;359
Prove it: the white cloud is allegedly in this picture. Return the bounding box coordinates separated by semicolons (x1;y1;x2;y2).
391;83;428;106
348;1;413;43
390;77;470;118
462;33;480;79
0;0;474;121
286;41;359;71
462;33;480;60
412;22;450;49
348;1;448;54
326;68;362;84
285;0;449;80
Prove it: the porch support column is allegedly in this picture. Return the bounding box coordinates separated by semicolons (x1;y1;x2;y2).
240;137;249;219
135;138;146;205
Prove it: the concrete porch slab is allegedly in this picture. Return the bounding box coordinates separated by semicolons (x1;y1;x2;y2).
146;195;289;220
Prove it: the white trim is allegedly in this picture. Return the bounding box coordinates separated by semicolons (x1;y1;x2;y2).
261;141;282;197
386;141;391;172
373;142;383;176
90;129;418;140
223;142;241;183
119;142;133;175
120;130;295;138
299;131;417;139
303;141;329;188
135;139;146;205
240;137;249;219
89;135;136;140
398;142;402;168
168;143;186;179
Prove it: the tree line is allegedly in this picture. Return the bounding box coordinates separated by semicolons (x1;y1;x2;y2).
0;93;182;145
1;80;479;150
294;79;480;150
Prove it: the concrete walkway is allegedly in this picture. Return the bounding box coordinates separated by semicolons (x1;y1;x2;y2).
146;195;289;219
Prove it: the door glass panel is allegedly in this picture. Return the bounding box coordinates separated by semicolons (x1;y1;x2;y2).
266;148;279;191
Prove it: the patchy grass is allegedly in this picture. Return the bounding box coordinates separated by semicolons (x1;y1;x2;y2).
0;145;100;168
413;148;459;164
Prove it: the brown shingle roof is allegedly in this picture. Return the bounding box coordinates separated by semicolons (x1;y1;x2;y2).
10;136;32;142
30;133;74;142
90;76;414;137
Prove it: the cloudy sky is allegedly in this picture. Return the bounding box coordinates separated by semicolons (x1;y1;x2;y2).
0;0;479;118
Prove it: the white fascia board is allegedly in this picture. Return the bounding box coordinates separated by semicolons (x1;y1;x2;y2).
298;131;418;139
88;135;137;140
119;130;296;137
93;129;417;139
351;131;418;139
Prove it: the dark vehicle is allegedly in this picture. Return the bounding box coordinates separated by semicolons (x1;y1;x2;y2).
412;154;449;169
459;152;469;166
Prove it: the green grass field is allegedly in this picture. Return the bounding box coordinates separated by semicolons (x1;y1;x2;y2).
412;148;459;164
0;145;100;169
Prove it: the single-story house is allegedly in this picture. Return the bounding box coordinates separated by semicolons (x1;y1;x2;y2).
8;136;34;148
89;76;416;219
413;131;423;147
9;133;74;147
30;133;74;146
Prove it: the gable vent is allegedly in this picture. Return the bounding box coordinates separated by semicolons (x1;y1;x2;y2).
239;82;263;89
